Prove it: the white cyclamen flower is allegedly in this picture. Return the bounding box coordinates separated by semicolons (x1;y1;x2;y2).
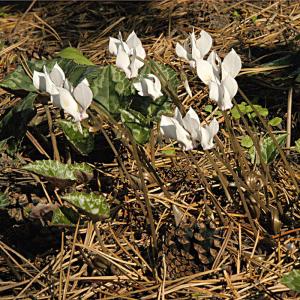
176;30;213;68
33;63;93;122
160;107;219;151
109;31;146;78
133;74;163;100
196;49;242;111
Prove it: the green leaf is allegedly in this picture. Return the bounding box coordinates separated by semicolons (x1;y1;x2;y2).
62;192;110;221
59;120;94;155
204;105;213;113
0;193;10;209
231;106;241;120
295;139;300;153
281;269;300;292
23;160;93;187
57;47;94;66
0;93;37;153
120;109;151;144
268;117;282;127
241;135;253;148
251;105;269;118
261;133;287;163
88;65;133;114
0;65;36;92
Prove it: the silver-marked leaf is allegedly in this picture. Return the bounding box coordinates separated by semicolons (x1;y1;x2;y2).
0;65;36;92
23;160;93;188
59;120;94;155
62;192;110;221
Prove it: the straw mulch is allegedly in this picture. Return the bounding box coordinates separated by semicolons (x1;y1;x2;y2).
0;1;300;299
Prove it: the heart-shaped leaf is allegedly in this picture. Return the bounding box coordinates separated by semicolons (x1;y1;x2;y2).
57;47;94;66
23;160;93;188
59;120;94;155
241;135;253;148
0;65;36;92
62;192;110;221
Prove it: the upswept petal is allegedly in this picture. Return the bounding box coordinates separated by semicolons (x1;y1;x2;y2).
109;37;122;56
199;118;219;150
116;47;131;78
56;87;82;122
196;30;213;58
182;107;201;141
191;31;201;62
129;49;143;78
33;71;47;92
42;66;59;95
174;107;184;126
208;80;221;103
73;79;93;113
160;116;194;151
183;78;193;97
207;50;221;77
219;76;238;110
64;78;74;92
49;63;65;87
175;43;189;60
221;49;242;79
196;59;217;85
126;31;145;59
133;74;163;100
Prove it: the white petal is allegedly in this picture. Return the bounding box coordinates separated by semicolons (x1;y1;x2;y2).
129;50;144;78
116;47;131;78
64;78;74;92
175;43;189;60
33;71;47;92
222;49;242;79
219;76;238;111
109;37;121;56
207;50;221;76
174;107;184;126
160;116;194;151
182;107;201;141
196;59;216;85
42;66;59;95
126;31;146;59
56;87;81;121
133;74;163;100
191;31;201;62
199;118;219;150
49;63;65;87
196;30;213;58
73;78;93;112
209;81;221;103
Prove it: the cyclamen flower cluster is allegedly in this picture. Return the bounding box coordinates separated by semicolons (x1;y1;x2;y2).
33;63;93;128
109;31;162;100
176;30;242;111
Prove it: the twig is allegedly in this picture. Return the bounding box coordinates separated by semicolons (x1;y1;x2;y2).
286;87;293;155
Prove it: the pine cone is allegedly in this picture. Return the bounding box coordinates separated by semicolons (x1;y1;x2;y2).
159;206;224;280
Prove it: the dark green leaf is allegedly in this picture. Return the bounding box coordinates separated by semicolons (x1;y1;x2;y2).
0;93;37;153
57;47;94;66
51;206;80;225
59;120;94;155
281;269;300;292
120;109;151;144
0;65;36;92
23;160;93;187
62;192;110;221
